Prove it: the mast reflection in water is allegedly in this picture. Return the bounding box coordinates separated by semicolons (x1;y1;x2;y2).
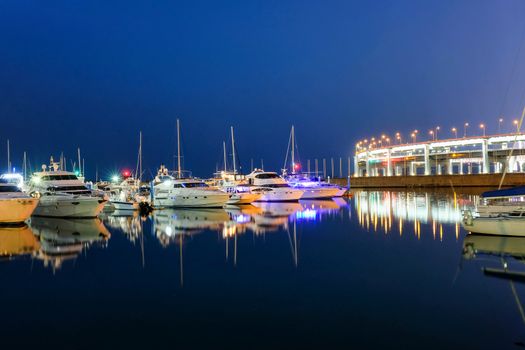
1;193;525;348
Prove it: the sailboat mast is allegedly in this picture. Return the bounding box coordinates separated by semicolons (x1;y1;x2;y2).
6;139;10;173
177;119;182;179
139;131;142;182
291;125;295;173
223;141;227;172
231;126;237;174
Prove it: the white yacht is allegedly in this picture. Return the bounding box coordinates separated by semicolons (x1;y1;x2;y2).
281;126;342;199
213;172;264;205
153;178;230;208
245;170;304;202
0;178;39;224
286;175;339;199
28;160;107;218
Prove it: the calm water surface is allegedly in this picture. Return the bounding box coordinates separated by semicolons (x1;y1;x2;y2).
1;191;524;349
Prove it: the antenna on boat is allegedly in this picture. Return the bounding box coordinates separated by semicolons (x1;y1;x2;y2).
77;147;81;176
223;141;227;172
177;119;182;179
230;126;237;175
23;151;27;181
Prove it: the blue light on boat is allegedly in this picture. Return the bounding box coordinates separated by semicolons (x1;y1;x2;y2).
235;214;250;223
295;209;318;220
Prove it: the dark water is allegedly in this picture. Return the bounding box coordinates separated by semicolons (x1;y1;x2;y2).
1;191;524;349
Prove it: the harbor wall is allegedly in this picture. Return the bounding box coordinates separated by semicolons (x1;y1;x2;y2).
329;174;525;188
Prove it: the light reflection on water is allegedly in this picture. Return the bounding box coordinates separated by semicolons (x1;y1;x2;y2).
1;192;525;348
354;190;478;240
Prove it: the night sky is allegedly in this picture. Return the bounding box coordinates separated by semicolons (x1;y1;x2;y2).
2;0;525;179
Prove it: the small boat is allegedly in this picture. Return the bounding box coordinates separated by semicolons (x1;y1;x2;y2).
462;210;525;236
281;126;342;199
475;186;525;217
0;177;39;224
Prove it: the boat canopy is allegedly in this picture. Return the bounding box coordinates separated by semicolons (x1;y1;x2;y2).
482;186;525;199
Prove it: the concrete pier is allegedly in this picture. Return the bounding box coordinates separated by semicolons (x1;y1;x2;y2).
330;173;525;188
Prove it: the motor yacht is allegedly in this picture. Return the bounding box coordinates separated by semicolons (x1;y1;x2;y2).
0;177;39;224
214;172;264;205
245;170;304;202
28;159;107;218
153;178;230;208
286;175;339;199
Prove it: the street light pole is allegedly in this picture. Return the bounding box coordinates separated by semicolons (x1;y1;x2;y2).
464;122;469;138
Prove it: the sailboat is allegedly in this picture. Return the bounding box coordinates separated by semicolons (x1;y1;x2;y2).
283;125;340;199
462;107;525;236
214;127;263;205
153;119;230;208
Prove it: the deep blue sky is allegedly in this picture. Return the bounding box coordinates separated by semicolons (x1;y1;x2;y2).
2;0;525;179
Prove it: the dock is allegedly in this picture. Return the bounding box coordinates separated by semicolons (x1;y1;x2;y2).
331;173;525;188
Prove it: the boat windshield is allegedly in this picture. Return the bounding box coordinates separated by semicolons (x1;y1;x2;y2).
40;174;79;181
262;184;290;188
255;173;280;179
182;182;209;188
0;184;21;192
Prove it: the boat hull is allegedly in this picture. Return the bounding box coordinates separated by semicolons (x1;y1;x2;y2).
154;193;230;208
298;187;339;199
33;196;106;218
0;197;39;224
111;201;139;211
226;193;262;205
256;188;304;202
462;216;525;236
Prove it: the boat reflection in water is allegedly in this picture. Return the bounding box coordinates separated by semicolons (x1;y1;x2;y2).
153;209;230;246
463;234;525;326
29;217;110;270
0;225;40;261
103;210;144;243
148;199;348;243
354;190;477;239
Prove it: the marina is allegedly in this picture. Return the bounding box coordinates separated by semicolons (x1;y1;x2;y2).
3;0;525;348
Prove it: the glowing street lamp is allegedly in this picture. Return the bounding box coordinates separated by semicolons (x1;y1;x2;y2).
435;126;440;140
395;132;401;144
411;132;416;143
480;123;485;137
498;117;503;134
412;130;418;143
429;130;434;141
451;127;457;138
514;119;520;133
464;122;469;138
386;137;391;146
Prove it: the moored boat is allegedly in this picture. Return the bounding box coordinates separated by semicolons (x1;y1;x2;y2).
0;178;39;224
